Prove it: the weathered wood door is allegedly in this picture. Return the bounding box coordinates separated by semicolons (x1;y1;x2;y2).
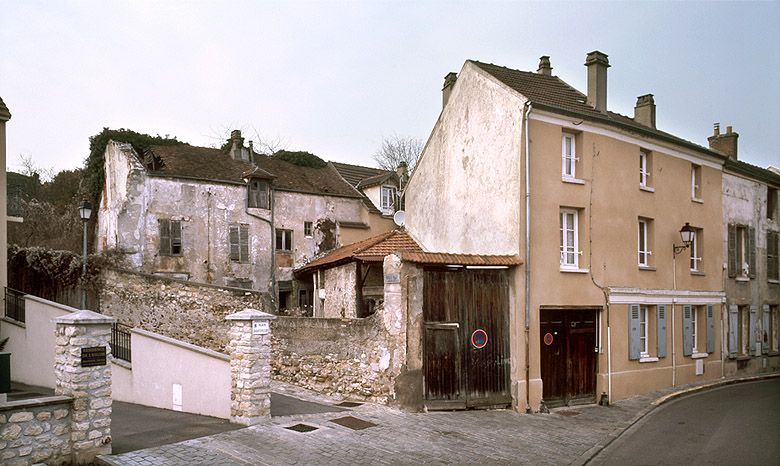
540;309;597;407
423;268;511;409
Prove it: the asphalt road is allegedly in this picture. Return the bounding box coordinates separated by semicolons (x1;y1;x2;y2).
591;378;780;465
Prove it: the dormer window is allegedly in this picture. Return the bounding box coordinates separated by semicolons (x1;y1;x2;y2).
248;180;270;209
381;186;397;213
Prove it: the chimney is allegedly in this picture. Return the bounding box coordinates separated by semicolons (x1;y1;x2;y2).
634;94;656;128
537;56;553;76
396;161;408;189
585;51;610;112
229;129;247;161
708;123;739;160
442;72;458;109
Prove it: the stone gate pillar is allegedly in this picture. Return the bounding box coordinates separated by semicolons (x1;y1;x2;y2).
225;308;276;425
53;309;115;464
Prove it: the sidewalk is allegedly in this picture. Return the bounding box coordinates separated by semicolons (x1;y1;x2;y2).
97;373;780;466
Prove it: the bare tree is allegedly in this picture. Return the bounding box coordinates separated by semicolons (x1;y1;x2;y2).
17;153;54;182
372;135;423;172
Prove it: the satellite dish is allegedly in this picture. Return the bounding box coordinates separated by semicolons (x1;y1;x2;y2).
393;210;406;227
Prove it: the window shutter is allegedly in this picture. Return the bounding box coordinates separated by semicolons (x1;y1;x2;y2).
727;223;737;278
768;232;779;281
657;304;667;358
748;226;756;278
728;305;738;357
762;304;770;355
706;304;715;354
229;226;240;261
629;304;641;360
240;224;249;262
159;219;171;255
749;305;757;355
682;304;693;356
171;220;182;254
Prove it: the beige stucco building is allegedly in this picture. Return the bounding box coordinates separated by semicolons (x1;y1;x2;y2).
404;52;728;411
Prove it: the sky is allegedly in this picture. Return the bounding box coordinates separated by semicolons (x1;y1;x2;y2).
1;1;778;176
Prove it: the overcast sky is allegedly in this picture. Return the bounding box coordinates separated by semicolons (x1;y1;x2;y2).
1;1;778;176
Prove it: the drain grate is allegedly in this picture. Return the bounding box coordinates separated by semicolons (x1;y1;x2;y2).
335;401;363;408
556;410;581;417
330;416;377;430
285;423;319;433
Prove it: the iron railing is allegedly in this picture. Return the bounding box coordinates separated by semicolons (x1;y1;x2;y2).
4;287;26;323
110;323;132;363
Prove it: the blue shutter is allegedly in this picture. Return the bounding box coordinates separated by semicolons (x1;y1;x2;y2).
728;305;738;357
657;304;667;358
682;304;693;356
763;304;770;355
749;305;757;355
706;304;715;354
628;304;641;360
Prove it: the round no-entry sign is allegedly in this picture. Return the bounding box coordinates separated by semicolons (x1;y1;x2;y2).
471;329;488;349
543;332;554;346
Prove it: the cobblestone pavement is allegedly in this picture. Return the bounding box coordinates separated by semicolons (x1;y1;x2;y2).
97;375;778;466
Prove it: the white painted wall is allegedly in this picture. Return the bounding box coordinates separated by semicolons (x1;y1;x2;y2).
0;296;74;388
111;328;231;419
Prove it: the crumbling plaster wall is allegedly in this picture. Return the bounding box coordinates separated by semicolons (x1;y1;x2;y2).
321;262;358;318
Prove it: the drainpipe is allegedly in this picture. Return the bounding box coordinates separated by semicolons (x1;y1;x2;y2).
672;252;677;386
245;183;276;311
523;101;532;413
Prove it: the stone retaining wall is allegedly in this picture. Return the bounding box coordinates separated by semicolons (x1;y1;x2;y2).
0;397;72;466
100;268;272;352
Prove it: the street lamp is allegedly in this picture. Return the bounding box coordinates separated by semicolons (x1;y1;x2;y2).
78;200;92;309
673;222;695;257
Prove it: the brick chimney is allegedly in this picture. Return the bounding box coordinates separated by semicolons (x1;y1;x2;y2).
537;56;552;76
229;130;248;161
707;123;739;160
585;51;610;112
634;94;656;128
442;72;458;109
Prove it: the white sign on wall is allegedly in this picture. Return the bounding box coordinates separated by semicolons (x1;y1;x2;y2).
252;320;270;335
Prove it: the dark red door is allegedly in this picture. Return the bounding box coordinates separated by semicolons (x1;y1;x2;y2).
540;309;597;407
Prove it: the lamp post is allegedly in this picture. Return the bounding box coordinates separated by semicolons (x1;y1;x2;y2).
78;200;92;309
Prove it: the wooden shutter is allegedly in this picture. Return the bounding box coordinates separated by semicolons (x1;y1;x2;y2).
768;232;779;281
657;304;667;358
159;219;171;255
682;304;693;356
727;223;737;278
240;224;249;262
748;226;756;278
171;220;182;254
762;304;770;355
728;305;738;357
628;304;641;360
749;305;757;355
229;225;240;261
706;304;715;354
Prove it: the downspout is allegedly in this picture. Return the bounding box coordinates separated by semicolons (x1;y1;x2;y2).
672;252;677;386
246;183;276;311
523;102;532;413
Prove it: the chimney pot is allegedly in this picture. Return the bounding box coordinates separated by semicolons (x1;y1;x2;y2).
442;72;458;109
585;51;610;112
229;129;247;161
634;94;656;128
708;124;738;160
726;126;733;134
537;56;553;76
713;122;720;136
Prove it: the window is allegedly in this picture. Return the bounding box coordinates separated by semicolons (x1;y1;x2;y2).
684;304;714;356
229;224;249;263
639;306;649;357
768;188;778;221
691;306;698;352
689;227;702;272
691;164;702;200
248;179;270;209
559;208;579;269
304;221;313;237
159;219;182;256
728;224;755;279
768;231;779;281
275;228;292;251
639;150;652;188
638;218;653;267
629;304;667;361
381;186;397;212
771;305;779;353
562;133;577;179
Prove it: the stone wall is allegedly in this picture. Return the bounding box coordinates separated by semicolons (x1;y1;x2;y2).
0;397;72;466
321;262;358;318
100;268;272;352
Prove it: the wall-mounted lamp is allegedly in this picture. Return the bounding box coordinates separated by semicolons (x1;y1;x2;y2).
673;222;695;257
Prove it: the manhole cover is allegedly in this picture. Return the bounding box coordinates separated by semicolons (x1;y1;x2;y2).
285;423;319;433
335;401;363;408
330;416;377;430
556;410;581;417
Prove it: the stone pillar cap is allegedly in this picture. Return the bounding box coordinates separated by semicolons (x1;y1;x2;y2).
53;309;116;325
225;308;277;321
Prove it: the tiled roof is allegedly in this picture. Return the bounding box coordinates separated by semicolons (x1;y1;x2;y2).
144;145;361;198
401;252;523;266
331;162;388;187
0;96;11;121
357;172;396;189
296;230;422;274
724;158;780;186
470;60;725;159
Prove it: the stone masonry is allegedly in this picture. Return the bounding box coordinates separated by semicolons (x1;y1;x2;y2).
54;309;115;464
0;398;72;466
225;309;276;425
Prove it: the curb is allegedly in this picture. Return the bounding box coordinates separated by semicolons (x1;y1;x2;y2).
574;372;780;466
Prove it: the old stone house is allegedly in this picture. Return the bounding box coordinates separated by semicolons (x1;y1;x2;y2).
716;127;780;374
96;130;397;310
402;51;730;411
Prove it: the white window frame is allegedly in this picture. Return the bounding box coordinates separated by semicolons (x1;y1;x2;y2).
639;306;649;357
381;186;396;212
691;306;698;353
639;150;649;187
638;218;652;266
691;164;702;200
562;133;577;179
560;208;579;269
304;221;313;238
690;229;701;271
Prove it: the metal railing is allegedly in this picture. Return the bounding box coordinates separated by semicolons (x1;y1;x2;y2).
4;287;26;323
110;323;132;363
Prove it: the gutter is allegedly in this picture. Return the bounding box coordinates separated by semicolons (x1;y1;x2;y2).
523;101;532;413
